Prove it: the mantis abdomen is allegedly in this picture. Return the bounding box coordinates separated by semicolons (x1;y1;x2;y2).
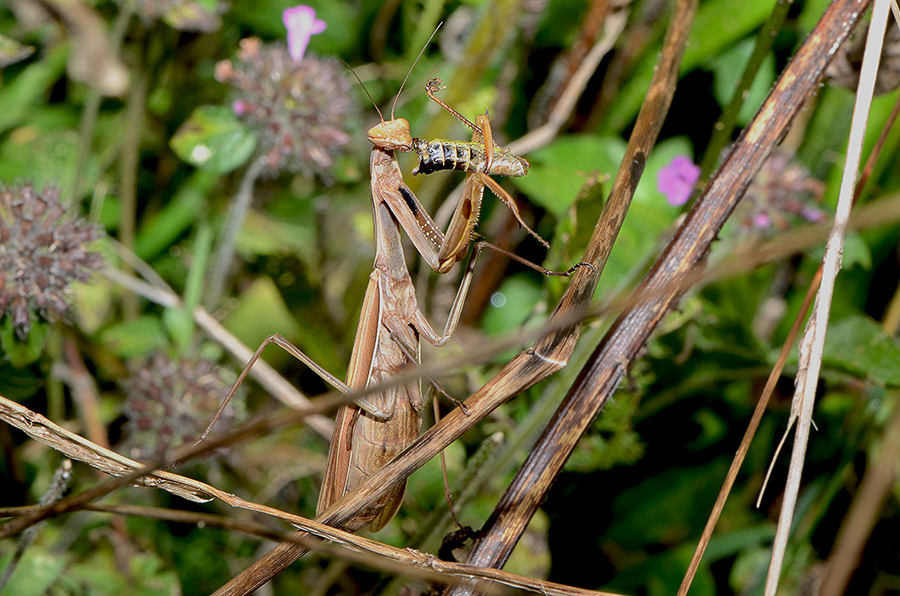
339;385;423;530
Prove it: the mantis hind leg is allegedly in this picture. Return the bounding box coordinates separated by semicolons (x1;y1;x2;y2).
196;333;351;444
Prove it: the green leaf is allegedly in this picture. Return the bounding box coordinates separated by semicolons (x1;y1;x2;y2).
71;278;115;336
823;314;900;387
166;223;212;354
513;135;626;217
613;547;715;596
0;44;68;134
100;316;169;358
534;0;592;48
0;550;67;596
0;317;49;367
406;441;465;508
170;106;257;174
59;549;180;596
0;128;89;196
481;274;544;352
709;39;776;125
162;308;194;356
223;276;302;366
70;238;117;335
0;361;43;399
237;209;317;264
566;391;644;471
604;0;779;133
134;169;218;261
607;461;726;546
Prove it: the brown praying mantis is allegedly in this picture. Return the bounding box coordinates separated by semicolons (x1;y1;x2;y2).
314;107;479;531
201;113;483;530
316;79;585;530
201;63;585;532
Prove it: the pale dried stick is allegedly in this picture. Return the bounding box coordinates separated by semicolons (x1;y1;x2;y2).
763;0;891;593
0;394;618;596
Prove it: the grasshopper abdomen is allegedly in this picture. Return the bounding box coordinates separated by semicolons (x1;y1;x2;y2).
412;138;529;177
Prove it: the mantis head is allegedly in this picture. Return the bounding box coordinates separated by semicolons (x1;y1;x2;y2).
351;25;440;154
367;118;413;152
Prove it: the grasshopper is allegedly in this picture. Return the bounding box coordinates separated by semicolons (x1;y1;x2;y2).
409;78;547;273
413;78;529;179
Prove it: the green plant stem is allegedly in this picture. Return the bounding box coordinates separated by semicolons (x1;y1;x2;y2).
72;3;133;199
205;157;265;310
407;0;447;63
698;0;793;183
119;74;147;320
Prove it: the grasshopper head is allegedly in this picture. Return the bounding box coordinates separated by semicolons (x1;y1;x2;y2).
367;118;413;152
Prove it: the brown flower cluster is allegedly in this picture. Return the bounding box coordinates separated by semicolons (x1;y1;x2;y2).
122;353;243;461
215;38;359;180
739;150;827;233
0;184;103;340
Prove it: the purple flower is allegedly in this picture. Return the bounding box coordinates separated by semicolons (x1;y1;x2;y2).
283;5;326;62
657;155;701;206
753;212;771;228
800;205;827;223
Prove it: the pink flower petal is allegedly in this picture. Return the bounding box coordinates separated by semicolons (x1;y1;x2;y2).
657;155;700;206
283;5;327;62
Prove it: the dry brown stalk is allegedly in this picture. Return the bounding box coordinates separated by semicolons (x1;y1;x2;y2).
446;0;875;593
210;0;876;593
0;395;625;596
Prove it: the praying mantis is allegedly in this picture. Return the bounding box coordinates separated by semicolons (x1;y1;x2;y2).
316;81;584;530
314;107;477;531
201;112;481;530
202;61;583;532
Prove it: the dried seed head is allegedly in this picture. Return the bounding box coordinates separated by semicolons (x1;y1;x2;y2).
216;39;359;181
826;15;900;95
0;183;104;340
122;353;244;461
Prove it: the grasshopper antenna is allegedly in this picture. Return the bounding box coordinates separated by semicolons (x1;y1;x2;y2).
391;22;442;120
